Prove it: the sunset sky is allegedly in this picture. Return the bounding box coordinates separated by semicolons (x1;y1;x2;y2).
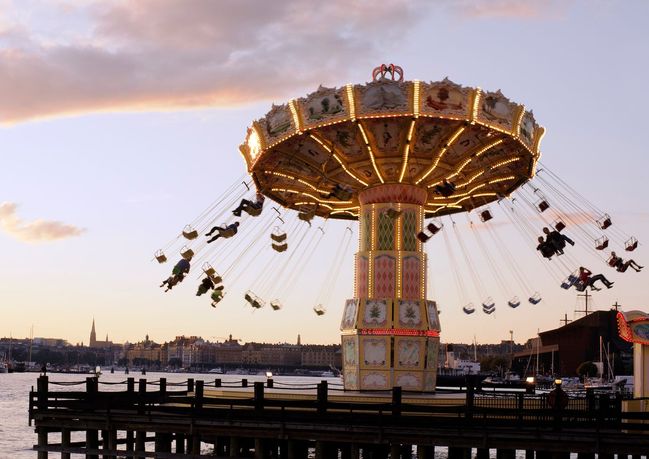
1;0;648;347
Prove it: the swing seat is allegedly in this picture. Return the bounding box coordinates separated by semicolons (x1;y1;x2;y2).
537;200;550;212
271;232;287;243
244;205;263;217
180;247;194;260
211;290;224;302
182;225;199;240
482;297;495;309
298;209;316;222
595;236;609;250
214;284;224;291
508;297;521;308
607;255;617;267
568;274;578;284
251;300;263;309
483;307;495;315
272;242;288;252
575;282;587;292
597;214;612;230
202;262;216;277
528;293;542;305
463;303;475;314
560;281;572;290
553;220;566;232
416;232;431;243
479;210;493;222
154;250;167;264
270;301;282;311
313;305;326;316
427;223;441;235
625;237;638;252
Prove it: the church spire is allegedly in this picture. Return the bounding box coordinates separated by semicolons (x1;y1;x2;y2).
90;318;97;347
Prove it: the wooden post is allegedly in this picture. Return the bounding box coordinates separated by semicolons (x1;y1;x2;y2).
101;429;109;459
392;386;402;417
195;380;205;410
61;428;71;459
496;449;516;459
192;434;201;455
135;431;145;459
448;446;470;459
242;378;248;387
155;432;172;453
416;445;434;459
525;450;535;459
254;381;265;413
108;430;118;459
390;443;401;459
86;428;99;459
187;378;195;392
465;376;475;421
255;438;266;459
127;377;135;393
37;426;48;459
230;437;241;458
159;377;167;400
317;380;328;414
267;377;274;388
175;434;185;454
138;379;146;415
125;431;134;453
476;448;489;459
215;378;222;387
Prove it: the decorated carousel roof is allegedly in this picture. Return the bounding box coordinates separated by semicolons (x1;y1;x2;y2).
239;65;545;220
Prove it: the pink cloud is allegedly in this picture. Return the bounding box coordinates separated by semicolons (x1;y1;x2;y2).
0;0;422;123
0;202;86;242
449;0;570;19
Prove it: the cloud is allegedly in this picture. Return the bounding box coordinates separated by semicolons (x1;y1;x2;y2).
0;202;86;242
448;0;570;19
0;0;424;123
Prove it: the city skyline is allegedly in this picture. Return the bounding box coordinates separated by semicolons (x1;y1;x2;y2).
2;1;648;346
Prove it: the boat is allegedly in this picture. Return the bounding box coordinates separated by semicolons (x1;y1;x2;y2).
208;367;224;374
0;362;8;373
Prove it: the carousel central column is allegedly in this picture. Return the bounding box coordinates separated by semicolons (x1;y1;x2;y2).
340;184;441;391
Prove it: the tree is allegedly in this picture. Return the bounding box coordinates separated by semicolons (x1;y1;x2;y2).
576;361;598;380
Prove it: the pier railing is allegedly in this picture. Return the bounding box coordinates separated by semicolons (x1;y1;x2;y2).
28;376;649;458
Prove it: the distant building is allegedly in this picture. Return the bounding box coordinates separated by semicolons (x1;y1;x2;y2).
89;319;114;349
513;310;633;377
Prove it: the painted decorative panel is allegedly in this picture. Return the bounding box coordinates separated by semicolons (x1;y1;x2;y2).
356;256;369;299
419;79;472;119
373;255;395;298
519;110;539;150
297;86;348;129
402;210;417;251
477;90;519;133
257;104;296;145
423;370;437;392
426;301;441;332
396;300;424;329
395;337;425;369
394;371;424;391
344;366;360;390
401;255;421;300
342;335;358;367
355;81;409;117
362;210;372;251
340;299;359;331
377;210;395;250
360;336;389;368
359;370;390;390
426;337;440;370
361;299;390;328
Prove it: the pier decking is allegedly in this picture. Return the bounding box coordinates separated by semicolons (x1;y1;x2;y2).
29;376;649;458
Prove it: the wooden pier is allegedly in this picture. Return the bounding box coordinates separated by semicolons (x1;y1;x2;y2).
29;376;649;458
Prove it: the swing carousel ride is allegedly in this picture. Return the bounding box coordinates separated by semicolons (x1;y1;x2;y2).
155;65;641;392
